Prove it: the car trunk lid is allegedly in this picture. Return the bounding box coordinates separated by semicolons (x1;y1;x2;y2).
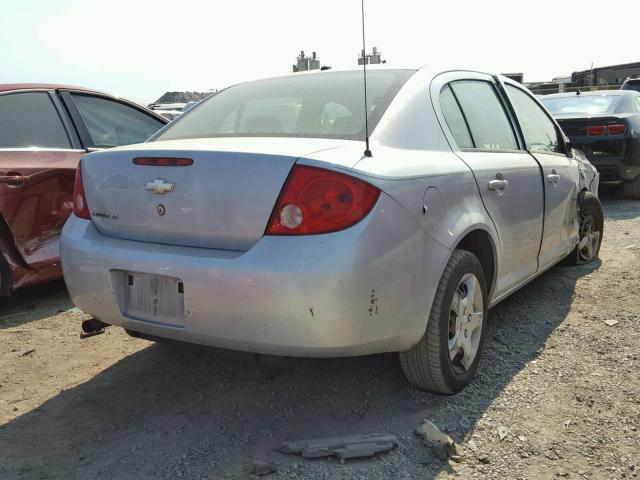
555;113;632;137
555;114;632;159
81;137;353;251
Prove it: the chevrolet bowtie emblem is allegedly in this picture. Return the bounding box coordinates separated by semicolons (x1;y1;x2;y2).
145;178;175;194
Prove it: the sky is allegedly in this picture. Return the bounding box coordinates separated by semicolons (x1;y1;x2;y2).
0;0;638;105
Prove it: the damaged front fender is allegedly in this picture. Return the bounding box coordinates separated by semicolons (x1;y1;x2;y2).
574;148;600;197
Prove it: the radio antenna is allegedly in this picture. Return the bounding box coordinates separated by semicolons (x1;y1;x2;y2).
361;0;372;157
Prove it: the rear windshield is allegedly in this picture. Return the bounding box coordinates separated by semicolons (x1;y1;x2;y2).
154;70;415;142
541;95;619;115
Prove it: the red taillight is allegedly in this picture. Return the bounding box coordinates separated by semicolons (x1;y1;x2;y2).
586;126;606;136
607;124;626;135
133;157;193;166
73;161;90;219
265;165;381;235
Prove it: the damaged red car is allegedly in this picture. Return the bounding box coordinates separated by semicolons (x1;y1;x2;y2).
0;84;167;294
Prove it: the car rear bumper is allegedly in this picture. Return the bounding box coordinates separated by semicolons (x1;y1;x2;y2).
60;193;449;357
587;156;631;183
572;138;640;182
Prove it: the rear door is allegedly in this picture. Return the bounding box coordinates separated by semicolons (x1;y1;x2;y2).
0;90;82;267
434;73;544;297
502;82;579;268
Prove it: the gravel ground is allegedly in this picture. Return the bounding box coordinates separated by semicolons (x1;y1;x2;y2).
1;192;638;480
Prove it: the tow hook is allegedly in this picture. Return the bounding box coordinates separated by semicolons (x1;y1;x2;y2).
80;319;109;339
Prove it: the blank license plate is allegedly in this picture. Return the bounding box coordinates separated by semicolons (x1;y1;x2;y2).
122;272;185;326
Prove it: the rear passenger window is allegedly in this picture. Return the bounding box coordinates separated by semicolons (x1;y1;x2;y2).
506;85;561;154
449;81;518;151
440;85;473;148
71;94;164;148
0;92;71;149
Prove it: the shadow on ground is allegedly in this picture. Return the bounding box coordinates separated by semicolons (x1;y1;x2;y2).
599;185;640;221
0;256;600;479
0;280;72;329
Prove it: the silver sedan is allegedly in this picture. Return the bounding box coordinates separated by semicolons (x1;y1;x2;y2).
61;67;603;393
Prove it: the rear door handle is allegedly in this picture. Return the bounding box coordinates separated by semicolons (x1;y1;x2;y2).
488;179;509;190
0;174;27;187
547;174;560;184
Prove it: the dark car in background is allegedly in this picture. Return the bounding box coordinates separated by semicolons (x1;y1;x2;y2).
0;84;167;294
621;78;640;92
541;90;640;197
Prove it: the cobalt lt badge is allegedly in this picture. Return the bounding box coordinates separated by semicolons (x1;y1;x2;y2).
157;204;166;216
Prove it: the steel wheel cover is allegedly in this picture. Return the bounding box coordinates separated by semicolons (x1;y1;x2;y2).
448;273;483;373
577;208;600;262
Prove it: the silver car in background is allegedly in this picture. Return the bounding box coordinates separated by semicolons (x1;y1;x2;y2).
61;67;603;394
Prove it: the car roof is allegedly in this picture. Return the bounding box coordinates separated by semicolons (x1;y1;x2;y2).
235;66;418;84
225;65;516;90
0;83;108;95
542;90;637;99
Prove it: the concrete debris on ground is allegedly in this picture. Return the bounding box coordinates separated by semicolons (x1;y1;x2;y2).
415;420;460;461
276;433;398;461
249;459;277;477
497;425;509;441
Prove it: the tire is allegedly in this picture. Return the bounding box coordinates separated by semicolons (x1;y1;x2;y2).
563;192;604;266
399;250;488;394
623;175;640;199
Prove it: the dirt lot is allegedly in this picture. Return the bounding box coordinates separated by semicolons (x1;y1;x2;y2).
1;192;639;480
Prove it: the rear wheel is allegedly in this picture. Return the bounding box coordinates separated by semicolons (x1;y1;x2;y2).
399;250;487;394
564;193;603;266
623;175;640;199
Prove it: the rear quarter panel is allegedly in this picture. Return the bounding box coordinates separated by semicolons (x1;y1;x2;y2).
302;67;501;301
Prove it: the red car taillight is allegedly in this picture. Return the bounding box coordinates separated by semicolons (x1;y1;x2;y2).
265;165;381;235
607;124;626;135
73;161;90;219
586;126;606;136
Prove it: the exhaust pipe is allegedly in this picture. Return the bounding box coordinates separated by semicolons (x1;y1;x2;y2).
80;318;109;339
